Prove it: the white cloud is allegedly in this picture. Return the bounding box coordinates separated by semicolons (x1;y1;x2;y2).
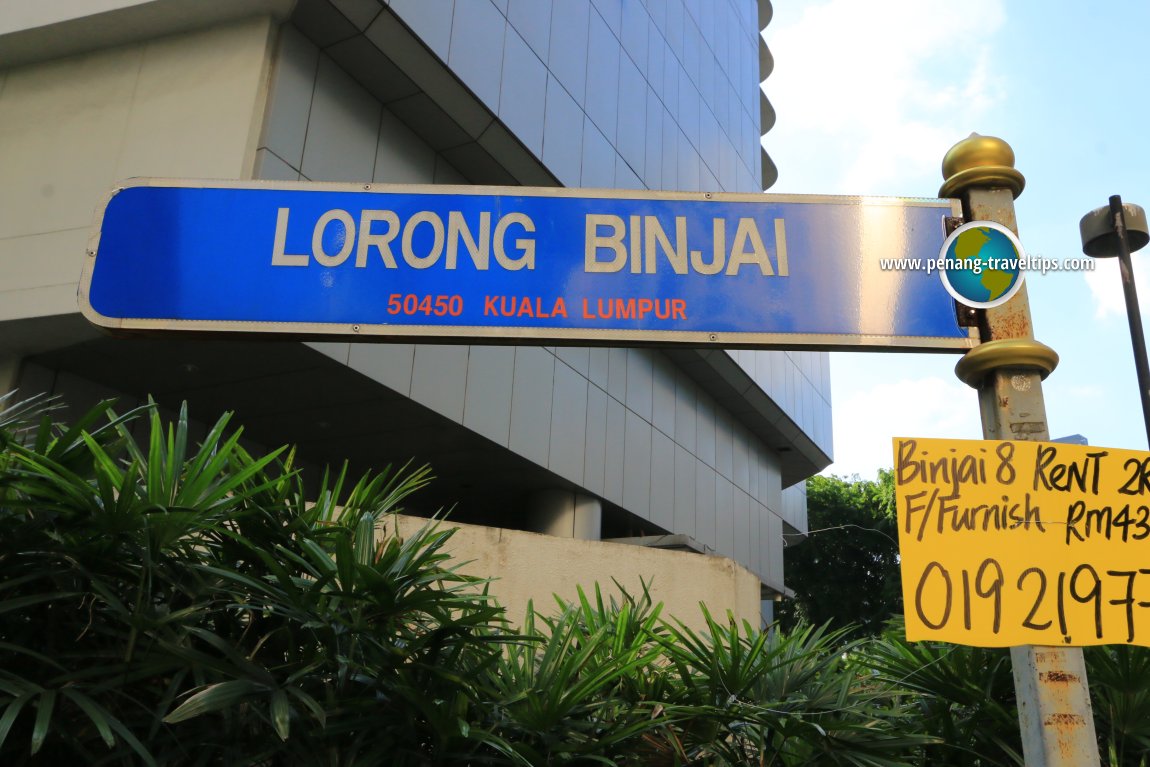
763;0;1007;195
761;0;1023;479
1082;257;1150;319
825;373;983;479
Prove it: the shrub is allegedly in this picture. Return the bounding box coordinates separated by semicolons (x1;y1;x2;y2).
0;393;507;765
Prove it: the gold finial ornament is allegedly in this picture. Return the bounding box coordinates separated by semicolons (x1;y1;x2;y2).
939;133;1026;200
954;338;1059;388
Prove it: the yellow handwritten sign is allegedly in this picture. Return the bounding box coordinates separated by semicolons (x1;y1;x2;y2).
893;437;1150;647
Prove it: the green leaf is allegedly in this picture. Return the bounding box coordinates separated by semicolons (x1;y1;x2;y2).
270;689;290;741
354;511;376;566
61;689;116;748
0;692;35;752
164;679;265;723
104;711;158;767
30;689;56;755
0;592;77;617
284;687;326;728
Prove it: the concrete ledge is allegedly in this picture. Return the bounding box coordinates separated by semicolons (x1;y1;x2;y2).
0;0;294;68
392;514;764;632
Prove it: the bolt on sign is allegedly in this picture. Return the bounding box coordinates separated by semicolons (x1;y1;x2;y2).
893;436;1150;647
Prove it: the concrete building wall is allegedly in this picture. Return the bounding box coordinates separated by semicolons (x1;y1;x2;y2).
392;513;764;631
0;17;275;323
375;0;833;462
384;0;763;194
250;26;798;591
0;1;828;618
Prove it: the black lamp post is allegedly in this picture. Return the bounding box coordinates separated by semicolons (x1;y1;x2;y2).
1080;197;1150;446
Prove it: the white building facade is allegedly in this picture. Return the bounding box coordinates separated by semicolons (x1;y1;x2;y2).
0;0;830;621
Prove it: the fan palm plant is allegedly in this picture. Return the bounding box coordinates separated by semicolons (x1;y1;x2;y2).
1085;645;1150;767
0;393;509;765
469;584;668;766
860;621;1022;766
655;614;934;766
9;392;1077;767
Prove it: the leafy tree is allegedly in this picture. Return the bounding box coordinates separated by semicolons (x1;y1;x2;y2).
776;472;902;639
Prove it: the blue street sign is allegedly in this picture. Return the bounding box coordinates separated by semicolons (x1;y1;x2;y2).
80;179;975;351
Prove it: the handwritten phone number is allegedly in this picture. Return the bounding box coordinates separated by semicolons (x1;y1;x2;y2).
913;558;1150;644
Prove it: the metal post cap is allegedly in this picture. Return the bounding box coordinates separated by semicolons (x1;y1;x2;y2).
939;133;1026;200
954;338;1059;388
1080;202;1150;257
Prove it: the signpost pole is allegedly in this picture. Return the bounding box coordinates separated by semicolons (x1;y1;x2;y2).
940;134;1100;765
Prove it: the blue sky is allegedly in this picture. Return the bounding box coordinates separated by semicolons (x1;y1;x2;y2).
764;0;1150;479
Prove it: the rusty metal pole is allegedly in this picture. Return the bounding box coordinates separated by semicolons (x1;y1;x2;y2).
940;134;1100;766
